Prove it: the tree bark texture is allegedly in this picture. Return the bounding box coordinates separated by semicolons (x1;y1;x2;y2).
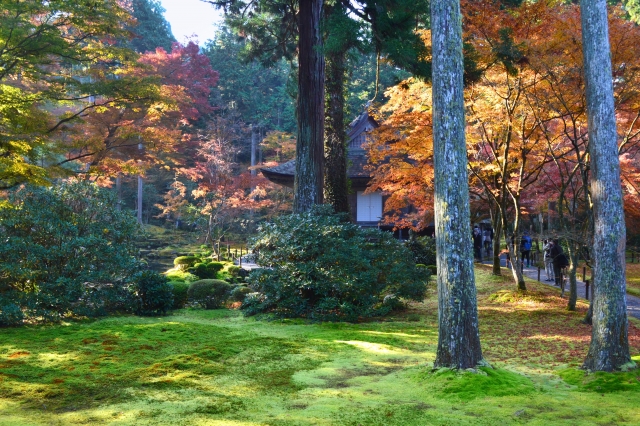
580;0;633;371
294;0;325;213
324;42;350;214
431;0;484;369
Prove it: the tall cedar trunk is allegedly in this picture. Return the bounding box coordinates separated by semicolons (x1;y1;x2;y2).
580;0;633;371
324;46;350;214
294;0;325;213
431;0;484;369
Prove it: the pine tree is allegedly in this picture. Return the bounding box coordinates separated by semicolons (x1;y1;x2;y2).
128;0;176;53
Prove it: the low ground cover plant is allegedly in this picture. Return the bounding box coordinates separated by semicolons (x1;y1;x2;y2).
243;206;429;321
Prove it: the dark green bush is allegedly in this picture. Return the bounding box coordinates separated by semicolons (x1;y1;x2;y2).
230;285;252;302
243;206;429;321
188;279;233;309
131;271;173;316
227;265;241;277
208;262;225;273
0;182;141;323
174;256;199;270
405;236;437;267
169;281;189;309
192;263;216;279
0;297;24;326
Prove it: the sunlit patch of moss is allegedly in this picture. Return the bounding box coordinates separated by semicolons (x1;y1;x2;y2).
1;268;640;425
422;367;536;401
558;363;640;393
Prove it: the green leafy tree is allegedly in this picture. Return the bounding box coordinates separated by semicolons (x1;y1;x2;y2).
0;0;147;189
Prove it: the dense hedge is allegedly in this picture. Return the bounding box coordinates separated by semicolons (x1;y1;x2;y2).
132;271;173;316
0;182;143;325
242;206;429;321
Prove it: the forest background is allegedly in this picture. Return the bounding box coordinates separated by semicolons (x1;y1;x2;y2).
3;0;640;268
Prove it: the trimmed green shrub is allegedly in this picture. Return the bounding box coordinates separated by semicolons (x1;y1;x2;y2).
208;262;225;273
192;263;216;279
169;281;189;309
165;270;198;283
131;271;173;316
174;256;199;270
0;182;141;322
243;206;429;321
188;279;233;309
426;265;437;275
230;285;252;302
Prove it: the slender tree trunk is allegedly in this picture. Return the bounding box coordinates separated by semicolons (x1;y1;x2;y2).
294;0;325;213
580;0;633;372
115;173;122;211
251;124;258;177
324;11;350;215
137;175;143;225
431;0;484;369
567;242;578;310
492;208;502;276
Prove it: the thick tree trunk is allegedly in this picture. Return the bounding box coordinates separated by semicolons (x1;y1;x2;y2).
324;45;350;214
580;0;633;372
431;0;484;370
294;0;325;213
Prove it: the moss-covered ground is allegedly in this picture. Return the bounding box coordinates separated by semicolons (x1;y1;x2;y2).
2;268;640;425
625;263;640;298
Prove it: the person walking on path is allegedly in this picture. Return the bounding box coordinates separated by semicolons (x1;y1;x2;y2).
520;232;532;268
550;239;569;288
543;239;554;281
483;228;492;257
473;225;483;262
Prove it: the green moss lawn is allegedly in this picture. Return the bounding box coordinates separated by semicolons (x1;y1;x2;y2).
2;267;640;425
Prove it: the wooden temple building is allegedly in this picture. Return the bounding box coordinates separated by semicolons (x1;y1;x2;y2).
260;111;387;227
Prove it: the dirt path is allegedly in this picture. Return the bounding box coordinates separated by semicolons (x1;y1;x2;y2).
483;255;640;320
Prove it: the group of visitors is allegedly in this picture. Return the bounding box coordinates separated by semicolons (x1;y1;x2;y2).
473;225;571;289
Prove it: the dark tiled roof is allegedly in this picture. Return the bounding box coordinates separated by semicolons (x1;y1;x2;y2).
261;111;377;185
260;153;369;180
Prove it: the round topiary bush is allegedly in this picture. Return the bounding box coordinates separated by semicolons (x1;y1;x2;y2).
230;285;252;302
169;281;189;309
187;279;233;309
174;256;199;270
244;206;429;321
131;271;174;316
208;262;225;273
192;263;216;279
